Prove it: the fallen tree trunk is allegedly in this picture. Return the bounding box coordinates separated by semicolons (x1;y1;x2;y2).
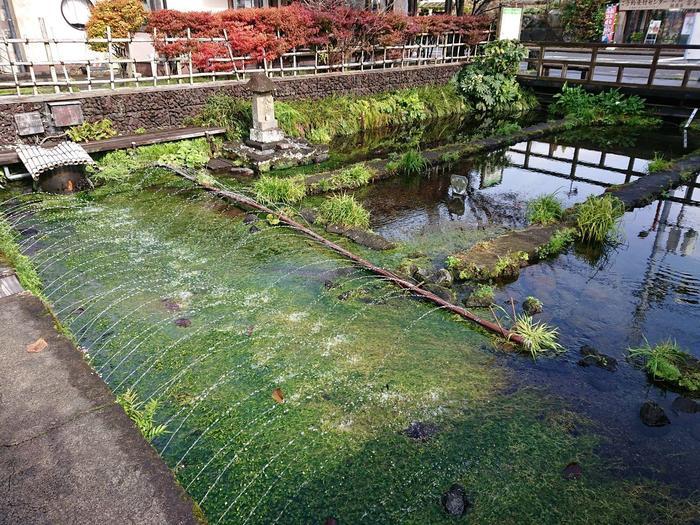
156;163;524;345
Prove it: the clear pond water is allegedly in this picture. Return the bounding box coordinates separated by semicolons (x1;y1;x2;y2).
2;123;700;523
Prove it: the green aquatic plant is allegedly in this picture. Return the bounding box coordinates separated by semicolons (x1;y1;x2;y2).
469;284;495;306
387;150;428;176
116;388;168;441
522;296;543;315
647;153;673;173
306;127;332;144
253;176;307;205
319;194;370;229
512;314;564;359
316;164;374;192
440;151;461;164
550;85;658;127
536;227;576;259
493;122;522;136
527;194;563;225
575;194;625;243
0;214;43;297
628;339;700;393
67;118;117;142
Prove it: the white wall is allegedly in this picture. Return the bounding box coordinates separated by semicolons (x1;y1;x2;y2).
12;0;104;64
164;0;230;11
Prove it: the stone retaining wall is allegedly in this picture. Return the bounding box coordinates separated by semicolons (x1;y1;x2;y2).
0;63;461;147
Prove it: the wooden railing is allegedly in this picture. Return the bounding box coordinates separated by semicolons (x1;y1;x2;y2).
0;28;488;97
518;42;700;92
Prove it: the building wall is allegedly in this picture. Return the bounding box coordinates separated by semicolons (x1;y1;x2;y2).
9;0;105;63
0;63;461;145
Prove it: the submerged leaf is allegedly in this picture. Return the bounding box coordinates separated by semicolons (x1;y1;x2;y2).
272;388;285;404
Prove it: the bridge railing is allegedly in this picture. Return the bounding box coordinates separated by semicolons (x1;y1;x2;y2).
518;42;700;92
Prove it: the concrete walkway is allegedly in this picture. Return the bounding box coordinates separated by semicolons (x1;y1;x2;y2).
0;292;199;525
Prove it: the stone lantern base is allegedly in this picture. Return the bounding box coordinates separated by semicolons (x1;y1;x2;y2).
222;137;329;173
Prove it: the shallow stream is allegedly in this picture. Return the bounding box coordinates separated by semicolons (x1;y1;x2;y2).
2;121;699;523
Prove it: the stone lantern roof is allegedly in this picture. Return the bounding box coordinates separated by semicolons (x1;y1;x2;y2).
247;73;275;94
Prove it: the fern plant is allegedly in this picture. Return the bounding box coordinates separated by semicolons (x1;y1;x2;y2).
116;388;168;441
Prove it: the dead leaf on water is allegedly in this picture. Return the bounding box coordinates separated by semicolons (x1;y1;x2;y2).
272;388;285;404
26;338;48;353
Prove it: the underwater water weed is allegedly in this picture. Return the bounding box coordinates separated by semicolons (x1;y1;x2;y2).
511;314;564;359
116;388;168;441
319;194;370;229
253;175;307;205
575;194;625;243
527;194;563;225
629;339;700;393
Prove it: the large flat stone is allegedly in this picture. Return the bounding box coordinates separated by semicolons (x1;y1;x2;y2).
0;292;198;525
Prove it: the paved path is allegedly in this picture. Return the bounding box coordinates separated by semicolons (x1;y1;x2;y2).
0;291;199;525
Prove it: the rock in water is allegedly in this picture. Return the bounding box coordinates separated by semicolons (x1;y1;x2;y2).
299;208;318;224
403;420;440;441
640;401;670;427
671;396;700;414
174;318;192;328
522;296;543;315
243;213;258;224
423;283;456;303
249;225;261;233
562;462;582;480
441;483;469;517
433;268;454;288
577;345;618;372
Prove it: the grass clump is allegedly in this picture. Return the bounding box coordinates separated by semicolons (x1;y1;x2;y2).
466;283;495;307
319;194;370;229
536;227;576;259
527;194;563;225
493;122;522;136
0;214;43;297
629;339;700;393
511;314;565;359
386;150;428;176
253;175;307;205
575;194;625;243
440;151;461;164
316;164;374;192
116;388;168;441
647;153;673;173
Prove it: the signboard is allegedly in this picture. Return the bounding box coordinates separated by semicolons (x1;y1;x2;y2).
14;112;44;136
498;7;523;41
601;4;618;43
48;101;83;127
645;19;662;44
619;0;698;10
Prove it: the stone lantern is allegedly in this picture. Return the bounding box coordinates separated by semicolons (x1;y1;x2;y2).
221;72;329;173
247;73;284;146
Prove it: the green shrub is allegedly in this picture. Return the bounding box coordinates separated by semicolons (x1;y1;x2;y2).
319;194;370;229
629;339;700;393
317;164;374;192
551;85;657;127
253;176;307;205
116;388;168;441
387;150;428;176
536;228;576;258
527;194;563;225
647;153;673;173
67;119;117;142
561;0;606;42
456;40;531;113
575;194;625;243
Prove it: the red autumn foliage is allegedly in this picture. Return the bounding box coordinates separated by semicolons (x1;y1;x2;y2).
146;6;489;72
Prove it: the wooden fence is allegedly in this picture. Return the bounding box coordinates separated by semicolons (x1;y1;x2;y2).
519;42;700;92
0;28;488;97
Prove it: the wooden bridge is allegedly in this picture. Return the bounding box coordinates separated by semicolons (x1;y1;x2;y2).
517;43;700;113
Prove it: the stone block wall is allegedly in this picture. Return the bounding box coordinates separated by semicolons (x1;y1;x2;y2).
0;63;461;147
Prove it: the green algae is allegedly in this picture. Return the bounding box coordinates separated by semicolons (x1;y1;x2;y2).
3;173;699;524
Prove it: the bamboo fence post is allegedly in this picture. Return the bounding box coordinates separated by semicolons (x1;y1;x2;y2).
106;26;115;90
39;18;60;93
